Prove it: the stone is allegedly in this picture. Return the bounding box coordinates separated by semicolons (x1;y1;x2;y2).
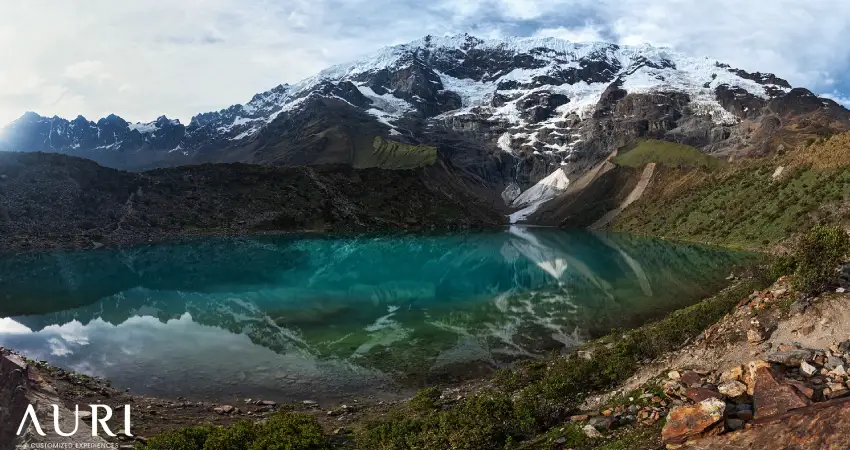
302;400;318;407
827;383;849;399
668;370;682;380
582;424;602;438
569;414;590;422
744;360;771;395
826;355;845;370
680;371;703;387
601;409;613;416
784;380;815;400
214;405;235;414
736;409;754;421
831;365;848;377
837;287;847;293
259;400;276;406
752;366;811;419
588;416;617;430
838;340;850;354
720;365;745;383
676;395;850;449
661;398;726;446
726;418;745;431
747;327;768;344
685;387;724;403
767;349;813;366
77;411;92;419
717;380;747;398
800;361;818;376
577;350;594;361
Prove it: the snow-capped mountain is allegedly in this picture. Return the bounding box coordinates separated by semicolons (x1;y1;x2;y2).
2;34;847;205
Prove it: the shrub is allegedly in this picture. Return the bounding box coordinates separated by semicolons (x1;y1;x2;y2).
248;412;329;450
204;422;257;450
769;254;798;281
408;386;440;412
142;427;211;450
792;225;850;293
139;413;328;450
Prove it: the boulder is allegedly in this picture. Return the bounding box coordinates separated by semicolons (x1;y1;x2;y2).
717;381;747;398
679;397;850;449
685;387;724;403
784;380;815;400
719;365;744;383
767;349;813;366
661;398;726;446
800;361;818;377
582;424;602;438
752;366;811;419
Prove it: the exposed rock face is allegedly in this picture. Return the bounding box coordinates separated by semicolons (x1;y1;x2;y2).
682;397;850;449
1;352;109;449
2;34;846;208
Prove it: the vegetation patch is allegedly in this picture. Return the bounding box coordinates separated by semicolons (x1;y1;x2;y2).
139;412;330;450
353;137;437;170
773;224;850;293
614;139;723;170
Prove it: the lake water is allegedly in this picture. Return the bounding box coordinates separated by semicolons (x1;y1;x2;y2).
0;227;751;402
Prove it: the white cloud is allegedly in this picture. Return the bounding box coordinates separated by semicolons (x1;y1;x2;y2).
0;0;848;127
534;24;606;43
63;60;112;82
822;92;850;108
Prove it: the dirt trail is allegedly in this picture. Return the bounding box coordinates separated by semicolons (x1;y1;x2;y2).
589;162;656;230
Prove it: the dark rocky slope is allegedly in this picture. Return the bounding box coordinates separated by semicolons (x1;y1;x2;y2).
0;152;504;253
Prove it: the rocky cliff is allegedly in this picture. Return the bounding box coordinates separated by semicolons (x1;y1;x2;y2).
3;34;847;220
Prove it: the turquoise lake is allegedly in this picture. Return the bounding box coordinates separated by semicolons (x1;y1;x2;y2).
0;227;751;402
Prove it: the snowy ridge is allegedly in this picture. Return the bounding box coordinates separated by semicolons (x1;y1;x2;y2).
2;33;816;173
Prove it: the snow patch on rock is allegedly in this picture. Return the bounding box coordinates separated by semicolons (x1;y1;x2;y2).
509;168;570;223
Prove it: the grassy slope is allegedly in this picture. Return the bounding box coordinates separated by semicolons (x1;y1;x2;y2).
353;137;437;170
611;134;850;249
614;139;724;170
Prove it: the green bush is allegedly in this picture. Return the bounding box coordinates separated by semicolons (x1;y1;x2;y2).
204;422;257;450
769;254;798;281
407;386;440;412
791;225;850;293
142;427;211;450
248;412;330;450
139;413;329;450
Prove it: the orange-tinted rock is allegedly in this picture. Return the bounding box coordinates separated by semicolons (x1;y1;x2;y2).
662;398;726;446
681;397;850;449
744;360;771;395
680;371;703;386
752;366;811;419
685;387;724;403
784;379;815;400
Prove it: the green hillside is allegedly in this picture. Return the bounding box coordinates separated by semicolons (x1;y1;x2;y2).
615;139;723;170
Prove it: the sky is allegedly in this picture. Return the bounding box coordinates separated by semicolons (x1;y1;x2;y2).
1;0;849;127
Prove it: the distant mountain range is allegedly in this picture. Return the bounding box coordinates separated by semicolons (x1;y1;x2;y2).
1;33;848;231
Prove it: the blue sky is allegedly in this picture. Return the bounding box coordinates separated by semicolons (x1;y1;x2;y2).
1;0;849;126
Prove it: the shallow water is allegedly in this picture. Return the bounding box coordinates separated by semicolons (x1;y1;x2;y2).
0;227;751;402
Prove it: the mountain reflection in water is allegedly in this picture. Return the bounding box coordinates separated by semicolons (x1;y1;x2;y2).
0;227;752;401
